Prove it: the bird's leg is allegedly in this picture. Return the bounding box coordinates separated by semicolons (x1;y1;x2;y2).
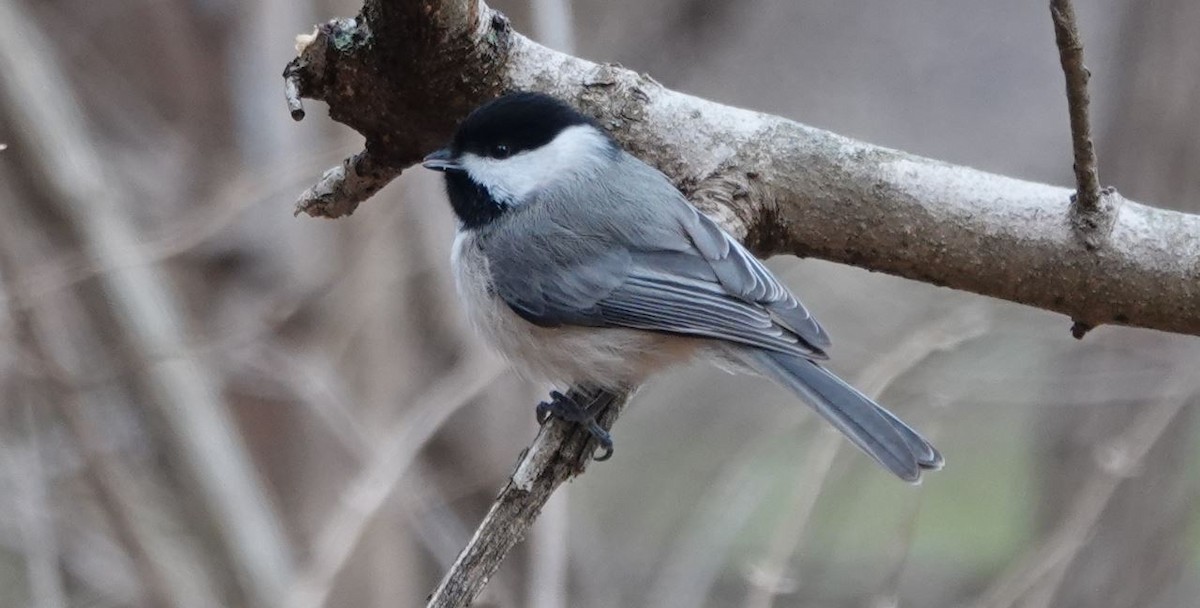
535;389;614;461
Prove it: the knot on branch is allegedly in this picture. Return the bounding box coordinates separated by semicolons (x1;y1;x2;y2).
686;166;763;246
1071;186;1123;250
578;63;655;129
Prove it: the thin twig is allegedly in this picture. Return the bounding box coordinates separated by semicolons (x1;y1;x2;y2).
1050;0;1102;212
971;392;1192;608
248;342;517;605
646;433;785;608
529;489;570;608
426;388;628;608
530;0;576;53
286;358;506;608
5;403;67;608
1049;0;1123;276
0;252;180;608
1049;0;1122;334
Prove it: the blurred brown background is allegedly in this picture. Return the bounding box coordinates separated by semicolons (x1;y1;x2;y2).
1;1;1198;607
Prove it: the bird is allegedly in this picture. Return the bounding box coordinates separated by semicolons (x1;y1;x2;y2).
421;91;942;482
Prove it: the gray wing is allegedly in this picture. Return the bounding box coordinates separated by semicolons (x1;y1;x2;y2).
482;153;830;356
671;196;830;350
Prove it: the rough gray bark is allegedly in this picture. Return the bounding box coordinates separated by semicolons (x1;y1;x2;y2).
286;0;1200;338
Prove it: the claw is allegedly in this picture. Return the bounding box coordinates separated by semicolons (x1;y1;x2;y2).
536;390;574;424
586;420;614;461
535;401;553;425
534;389;616;461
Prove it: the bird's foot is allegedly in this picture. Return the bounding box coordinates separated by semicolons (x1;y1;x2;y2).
535;390;614;461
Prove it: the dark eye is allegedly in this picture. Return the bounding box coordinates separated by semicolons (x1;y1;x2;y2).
490;143;512;159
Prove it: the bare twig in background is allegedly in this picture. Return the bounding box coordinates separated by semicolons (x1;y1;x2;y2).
743;307;991;608
0;251;193;608
288;357;506;608
741;432;839;603
246;341;516;606
0;143;353;316
35;390;186;608
647;436;784;608
1050;0;1103;213
4;404;67;608
530;0;576;53
0;2;294;605
972;392;1192;608
870;404;944;608
0;166;231;608
529;490;570;608
285;0;1200;336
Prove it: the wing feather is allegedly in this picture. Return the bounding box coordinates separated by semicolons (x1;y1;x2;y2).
481;151;830;358
678;206;830;349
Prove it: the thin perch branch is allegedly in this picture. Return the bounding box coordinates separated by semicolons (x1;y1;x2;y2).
426;389;626;608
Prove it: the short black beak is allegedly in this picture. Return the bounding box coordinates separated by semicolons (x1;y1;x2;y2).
422;148;462;172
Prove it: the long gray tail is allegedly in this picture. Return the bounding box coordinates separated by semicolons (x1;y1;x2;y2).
746;350;943;482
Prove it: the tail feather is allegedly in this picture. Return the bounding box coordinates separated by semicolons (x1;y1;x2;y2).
747;350;941;482
875;401;944;470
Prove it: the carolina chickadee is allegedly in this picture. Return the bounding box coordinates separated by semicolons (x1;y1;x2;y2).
423;92;941;482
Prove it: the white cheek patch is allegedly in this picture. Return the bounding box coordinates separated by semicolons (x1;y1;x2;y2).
460;125;611;205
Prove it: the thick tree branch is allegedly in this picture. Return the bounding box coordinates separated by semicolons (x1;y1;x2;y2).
285;1;1200;339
